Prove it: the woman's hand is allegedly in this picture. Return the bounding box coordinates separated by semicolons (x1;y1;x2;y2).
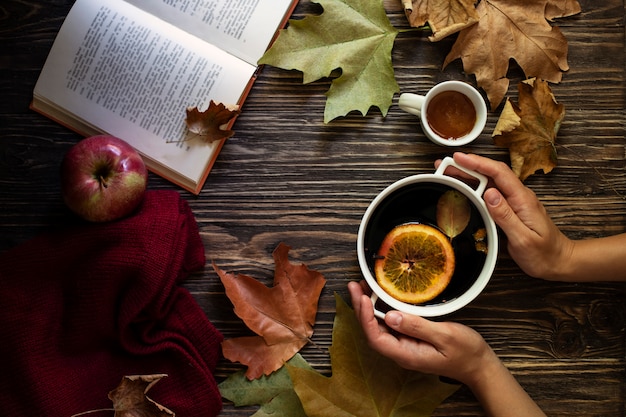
449;152;626;281
348;281;547;416
347;281;496;386
447;152;574;280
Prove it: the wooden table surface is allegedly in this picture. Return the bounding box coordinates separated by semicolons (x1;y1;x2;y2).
2;0;625;415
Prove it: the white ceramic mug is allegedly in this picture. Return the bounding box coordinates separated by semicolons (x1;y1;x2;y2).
356;157;498;318
398;81;487;147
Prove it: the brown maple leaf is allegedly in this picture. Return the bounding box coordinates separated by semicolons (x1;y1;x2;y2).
213;243;326;380
443;0;581;110
185;100;240;143
492;78;565;181
401;0;479;41
108;374;174;417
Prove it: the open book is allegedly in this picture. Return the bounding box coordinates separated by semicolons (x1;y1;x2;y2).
32;0;297;194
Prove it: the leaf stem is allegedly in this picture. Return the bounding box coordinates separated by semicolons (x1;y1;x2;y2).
71;408;115;417
397;27;431;34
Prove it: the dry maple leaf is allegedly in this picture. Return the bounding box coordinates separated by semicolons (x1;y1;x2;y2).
401;0;479;41
492;78;565;181
443;0;581;110
213;242;326;380
108;374;174;417
288;295;459;417
185;100;240;143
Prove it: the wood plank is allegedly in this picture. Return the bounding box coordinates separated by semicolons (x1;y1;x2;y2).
0;0;625;415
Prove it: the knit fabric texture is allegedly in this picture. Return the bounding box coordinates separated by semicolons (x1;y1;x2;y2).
0;190;223;416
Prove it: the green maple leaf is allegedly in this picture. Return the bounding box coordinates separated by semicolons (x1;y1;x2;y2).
219;354;311;417
288;294;459;417
259;0;399;123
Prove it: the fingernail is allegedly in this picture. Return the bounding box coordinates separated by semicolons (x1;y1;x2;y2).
485;189;501;206
386;311;402;327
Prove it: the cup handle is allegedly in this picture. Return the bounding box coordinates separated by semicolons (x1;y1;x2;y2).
398;93;425;117
435;156;488;196
370;293;387;319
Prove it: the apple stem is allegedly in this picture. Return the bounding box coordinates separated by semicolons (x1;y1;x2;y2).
99;175;108;189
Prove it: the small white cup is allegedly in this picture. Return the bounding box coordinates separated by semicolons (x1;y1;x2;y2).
398;81;487;147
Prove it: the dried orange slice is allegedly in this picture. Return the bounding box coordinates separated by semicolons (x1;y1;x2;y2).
374;223;455;304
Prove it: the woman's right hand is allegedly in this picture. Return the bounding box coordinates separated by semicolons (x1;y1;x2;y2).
448;152;575;280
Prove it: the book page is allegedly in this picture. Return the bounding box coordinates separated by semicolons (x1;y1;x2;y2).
126;0;295;64
34;0;256;186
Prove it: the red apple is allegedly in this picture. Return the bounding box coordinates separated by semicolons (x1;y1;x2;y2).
60;135;148;222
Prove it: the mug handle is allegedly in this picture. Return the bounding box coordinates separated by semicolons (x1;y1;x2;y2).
435;156;488;196
398;93;425;117
370;293;387;319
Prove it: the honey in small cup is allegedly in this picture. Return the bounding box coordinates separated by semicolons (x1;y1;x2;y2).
398;81;487;146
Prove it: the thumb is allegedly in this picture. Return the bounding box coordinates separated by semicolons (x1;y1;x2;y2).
385;311;440;344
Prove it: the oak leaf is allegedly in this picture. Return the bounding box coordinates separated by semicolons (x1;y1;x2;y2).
492;78;565;181
401;0;479;41
218;354;311;417
258;0;399;123
108;374;174;417
213;243;326;379
443;0;581;110
185;100;240;143
288;294;459;417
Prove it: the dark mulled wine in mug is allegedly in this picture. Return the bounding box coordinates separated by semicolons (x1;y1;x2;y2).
426;90;476;140
362;182;488;306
